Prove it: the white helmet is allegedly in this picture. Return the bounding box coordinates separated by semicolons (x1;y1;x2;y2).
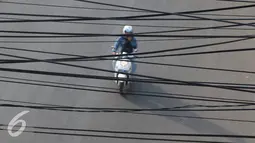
122;25;133;34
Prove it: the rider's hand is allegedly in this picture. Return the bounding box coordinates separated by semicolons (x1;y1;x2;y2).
112;52;116;55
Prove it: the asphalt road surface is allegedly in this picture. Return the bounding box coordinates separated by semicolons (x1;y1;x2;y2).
0;0;254;143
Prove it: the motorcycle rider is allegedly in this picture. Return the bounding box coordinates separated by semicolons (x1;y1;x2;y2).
112;25;138;55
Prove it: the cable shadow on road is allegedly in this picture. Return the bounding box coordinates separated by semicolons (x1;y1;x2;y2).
124;82;247;143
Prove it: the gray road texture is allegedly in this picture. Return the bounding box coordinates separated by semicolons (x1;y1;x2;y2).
0;0;254;143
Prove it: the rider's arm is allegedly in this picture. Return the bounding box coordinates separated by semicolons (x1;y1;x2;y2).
133;37;138;50
112;37;122;52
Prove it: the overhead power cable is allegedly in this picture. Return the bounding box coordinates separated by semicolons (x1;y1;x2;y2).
1;123;255;139
0;65;255;94
192;13;255;18
133;18;255;21
0;14;253;23
137;22;255;34
135;112;255;123
2;1;255;18
2;13;255;21
0;33;254;38
1;2;255;24
3;14;254;35
1;16;254;31
0;38;203;44
74;0;253;14
0;37;250;64
137;47;255;59
0;38;252;74
0;79;254;112
95;18;255;21
0;40;253;93
0;128;228;143
1;30;250;37
2;16;255;34
0;12;171;23
0;1;143;12
3;79;244;104
3;70;255;90
0;75;117;90
0;101;255;113
2;22;255;36
2;70;255;95
1;44;255;75
134;60;255;75
11;14;250;34
75;0;255;29
3;0;255;15
0;28;254;39
60;38;252;61
0;17;253;37
0;97;254;123
217;0;255;3
18;22;255;31
0;15;209;38
2;74;255;104
0;77;252;109
0;12;166;19
0;16;191;29
58;45;255;61
0;16;186;23
0;48;251;95
3;15;255;34
1;75;255;104
73;1;255;17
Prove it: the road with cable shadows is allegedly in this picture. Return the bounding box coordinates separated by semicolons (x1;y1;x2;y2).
0;0;254;142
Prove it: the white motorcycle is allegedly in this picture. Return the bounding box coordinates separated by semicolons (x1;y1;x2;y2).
112;51;135;95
